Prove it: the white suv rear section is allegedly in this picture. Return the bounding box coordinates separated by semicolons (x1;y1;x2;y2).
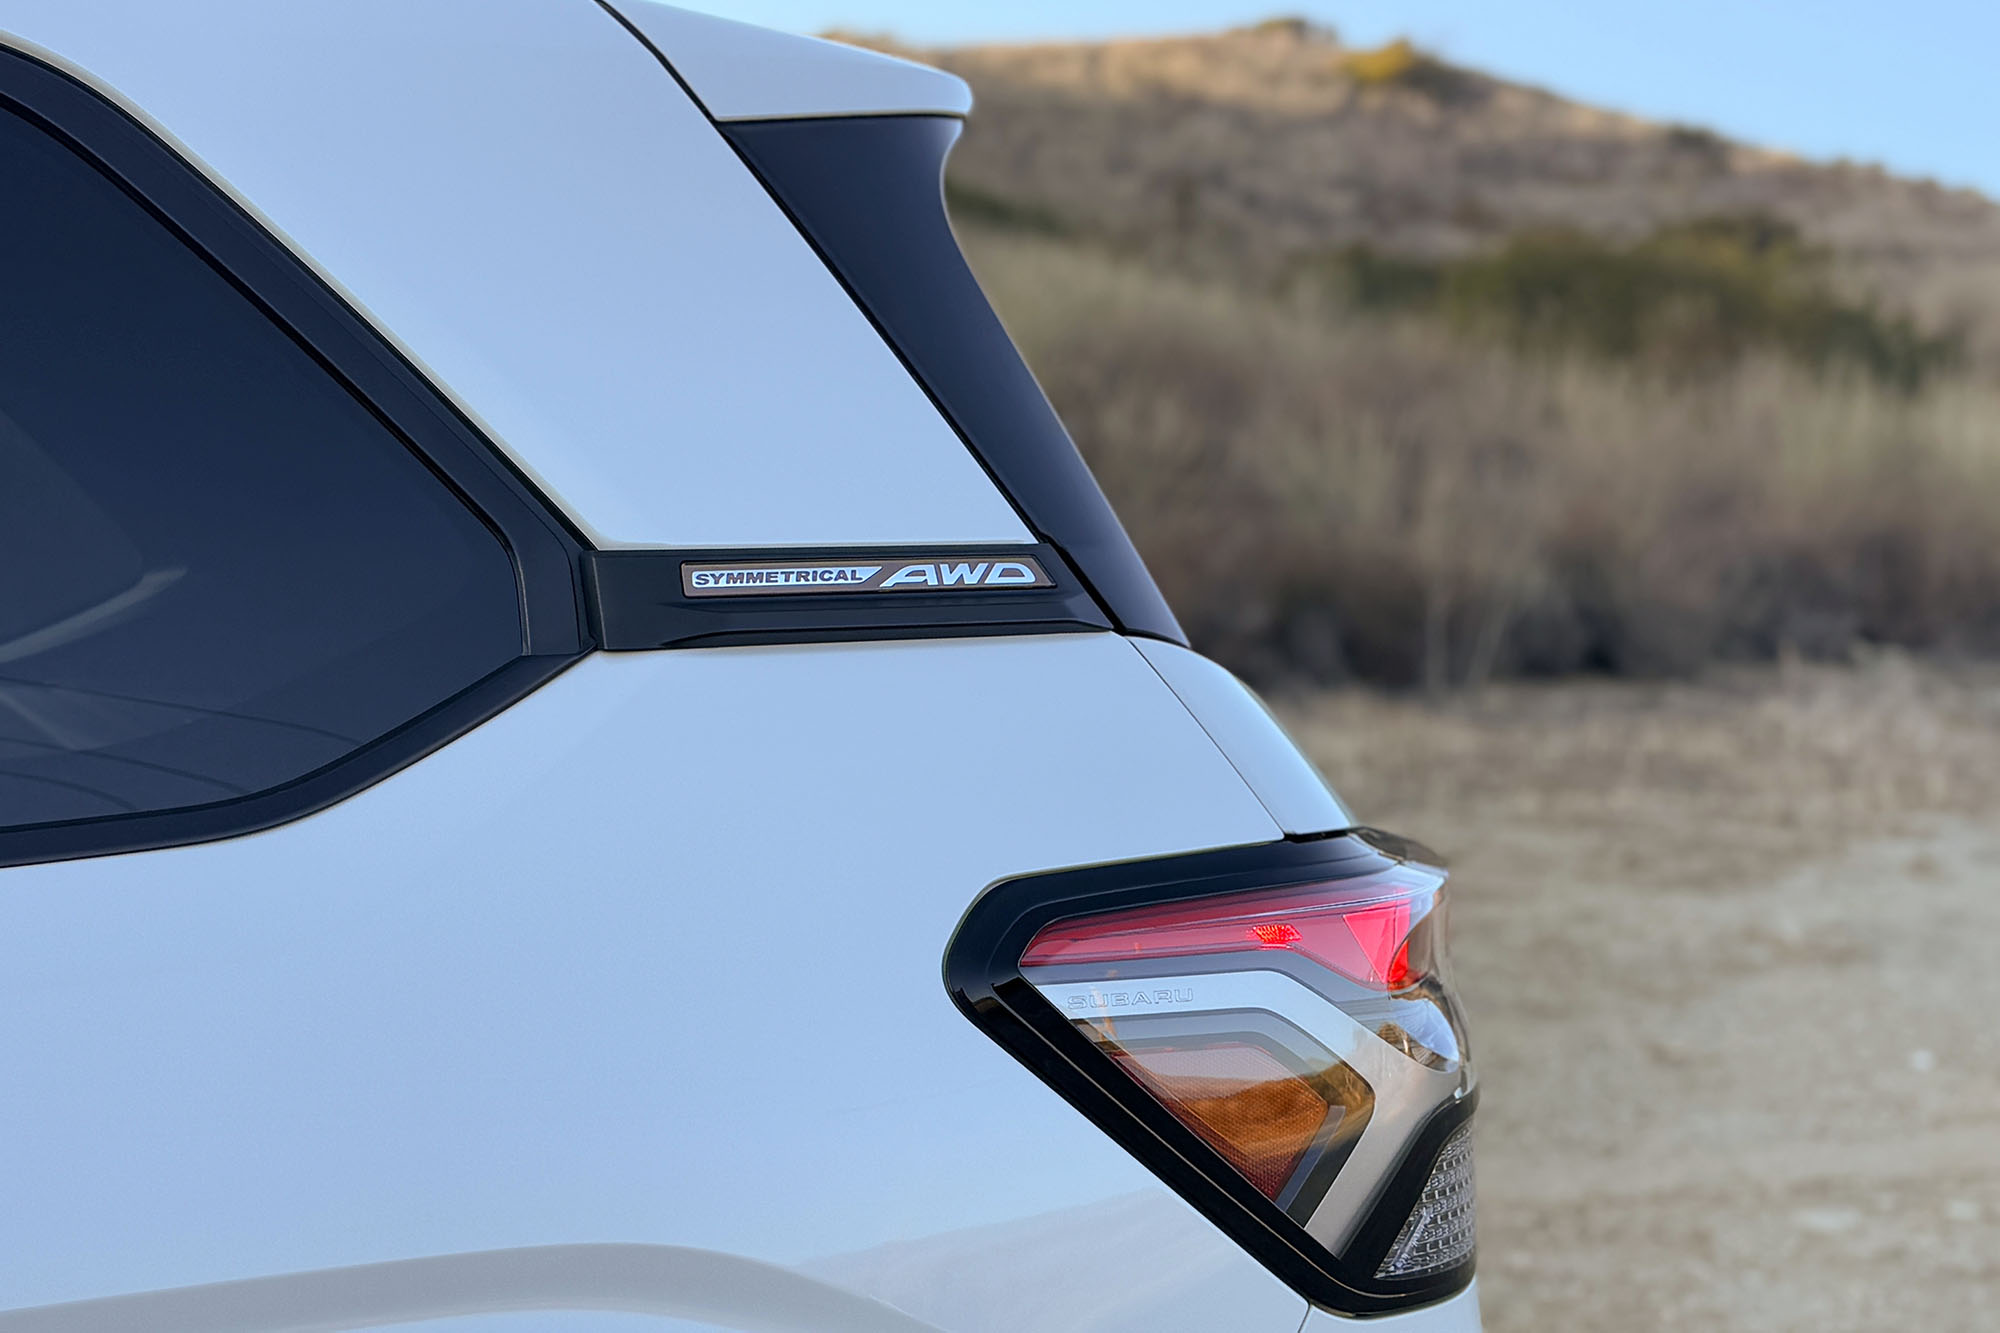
0;2;1481;1328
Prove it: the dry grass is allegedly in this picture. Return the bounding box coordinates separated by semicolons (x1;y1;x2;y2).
1282;653;2000;865
964;224;2000;686
1270;663;2000;1332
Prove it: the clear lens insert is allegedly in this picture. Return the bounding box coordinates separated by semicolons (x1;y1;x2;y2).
1376;1124;1477;1279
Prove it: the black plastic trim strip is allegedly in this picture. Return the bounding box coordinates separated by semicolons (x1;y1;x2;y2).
0;657;579;871
587;544;1111;649
0;47;593;870
711;113;1188;647
943;832;1478;1316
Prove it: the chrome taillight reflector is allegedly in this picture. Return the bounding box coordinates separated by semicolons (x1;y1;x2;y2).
944;831;1476;1317
1377;1123;1477;1278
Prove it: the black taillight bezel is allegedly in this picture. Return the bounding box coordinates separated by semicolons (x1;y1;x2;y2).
942;832;1477;1316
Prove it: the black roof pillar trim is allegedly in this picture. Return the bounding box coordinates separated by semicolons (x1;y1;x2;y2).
716;113;1188;647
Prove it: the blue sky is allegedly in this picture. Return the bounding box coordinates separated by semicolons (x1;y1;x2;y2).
685;0;2000;199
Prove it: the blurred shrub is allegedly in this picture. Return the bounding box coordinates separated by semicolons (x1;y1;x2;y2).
1338;39;1483;105
965;224;2000;687
944;179;1074;238
1340;38;1423;85
1301;217;1959;390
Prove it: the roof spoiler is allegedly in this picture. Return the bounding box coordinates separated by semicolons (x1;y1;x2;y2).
601;1;972;122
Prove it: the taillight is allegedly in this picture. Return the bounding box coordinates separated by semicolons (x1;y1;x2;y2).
1019;866;1444;993
945;831;1476;1316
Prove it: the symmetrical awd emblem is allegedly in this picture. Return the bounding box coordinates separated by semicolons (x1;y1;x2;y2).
682;555;1054;597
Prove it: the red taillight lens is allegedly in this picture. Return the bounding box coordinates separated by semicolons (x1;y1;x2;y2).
1020;863;1441;991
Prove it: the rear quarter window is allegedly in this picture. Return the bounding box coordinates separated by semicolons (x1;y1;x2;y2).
0;102;523;834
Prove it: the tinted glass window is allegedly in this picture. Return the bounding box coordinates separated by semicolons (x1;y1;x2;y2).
0;106;521;832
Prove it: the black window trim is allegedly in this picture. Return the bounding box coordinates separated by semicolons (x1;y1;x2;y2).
715;111;1189;648
0;38;1144;872
0;46;593;871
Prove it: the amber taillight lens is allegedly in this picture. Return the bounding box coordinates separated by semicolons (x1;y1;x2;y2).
1111;1039;1351;1198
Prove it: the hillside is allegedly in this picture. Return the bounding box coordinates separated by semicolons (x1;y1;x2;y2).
844;21;2000;687
890;19;2000;356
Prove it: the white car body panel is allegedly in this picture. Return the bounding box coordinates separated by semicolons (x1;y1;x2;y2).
0;1247;941;1333
0;1;1483;1327
610;2;974;121
0;636;1303;1330
1134;638;1354;836
0;0;1028;550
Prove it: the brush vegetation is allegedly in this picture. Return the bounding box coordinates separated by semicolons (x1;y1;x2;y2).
1336;38;1482;105
1300;217;1959;390
961;222;2000;688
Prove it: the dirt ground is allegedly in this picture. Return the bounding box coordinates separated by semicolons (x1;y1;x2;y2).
1279;654;2000;1332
